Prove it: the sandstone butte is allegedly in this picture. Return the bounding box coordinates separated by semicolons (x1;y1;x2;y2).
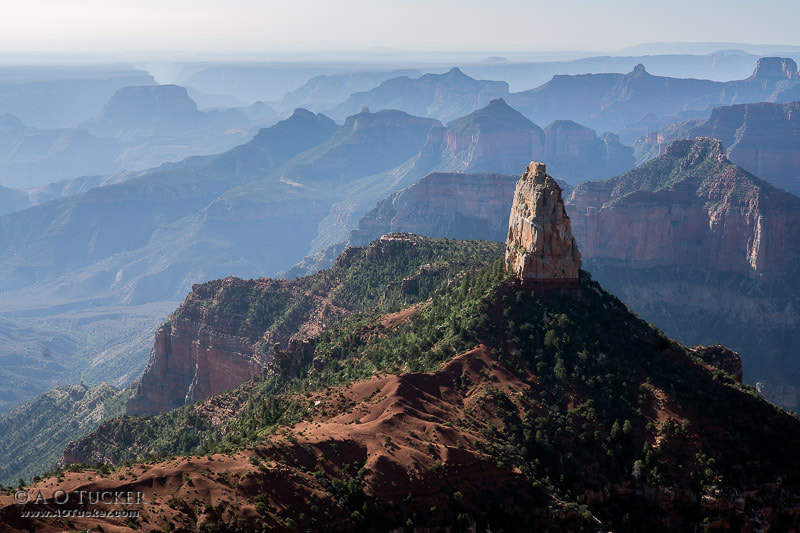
505;161;581;285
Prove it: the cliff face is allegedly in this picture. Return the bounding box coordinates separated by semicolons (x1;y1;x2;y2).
634;101;800;196
568;137;800;405
127;236;504;415
569;138;800;278
750;56;799;80
126;278;294;415
505;162;581;282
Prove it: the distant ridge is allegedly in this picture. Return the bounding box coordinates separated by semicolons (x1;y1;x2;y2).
635;100;800;195
508;57;800;138
327;67;509;122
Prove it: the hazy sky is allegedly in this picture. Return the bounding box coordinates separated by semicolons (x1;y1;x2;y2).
2;0;799;57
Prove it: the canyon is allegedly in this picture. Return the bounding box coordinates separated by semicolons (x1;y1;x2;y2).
635;100;800;196
8;170;800;530
286;138;800;407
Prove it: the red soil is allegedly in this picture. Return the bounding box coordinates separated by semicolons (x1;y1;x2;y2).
0;345;546;532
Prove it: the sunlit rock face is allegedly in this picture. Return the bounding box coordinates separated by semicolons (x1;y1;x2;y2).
505;162;581;283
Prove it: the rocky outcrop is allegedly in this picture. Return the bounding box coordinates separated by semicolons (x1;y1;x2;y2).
283;144;800;408
692;344;743;383
634;101;800;196
126;277;289;415
505;162;581;283
750;57;799;81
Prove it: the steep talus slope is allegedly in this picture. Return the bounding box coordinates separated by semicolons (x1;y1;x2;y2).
0;383;131;487
126;235;503;415
635;101;800;195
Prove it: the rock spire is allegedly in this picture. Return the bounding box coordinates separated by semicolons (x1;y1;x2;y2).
505;162;581;283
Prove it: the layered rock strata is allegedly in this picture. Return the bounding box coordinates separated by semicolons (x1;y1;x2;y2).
125;277;288;415
127;236;503;416
635;101;800;196
569;138;800;278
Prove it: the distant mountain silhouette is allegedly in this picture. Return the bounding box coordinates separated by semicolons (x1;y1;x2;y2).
88;85;248;140
0;107;440;311
0;67;156;128
413;98;633;184
0;101;629;408
508;57;800;138
327;68;509;122
0;112;121;188
273;69;423;116
0;85;266;188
